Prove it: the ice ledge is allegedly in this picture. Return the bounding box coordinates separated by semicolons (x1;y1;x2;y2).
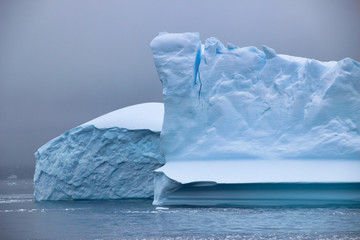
156;160;360;184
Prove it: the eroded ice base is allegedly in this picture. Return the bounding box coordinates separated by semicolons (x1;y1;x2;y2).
154;176;360;207
154;160;360;206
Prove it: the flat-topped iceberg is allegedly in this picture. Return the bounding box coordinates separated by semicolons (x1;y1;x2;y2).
34;103;164;201
150;32;360;206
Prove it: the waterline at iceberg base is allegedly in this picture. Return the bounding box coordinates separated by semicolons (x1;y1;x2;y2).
150;32;360;206
155;175;360;207
154;165;360;207
153;160;360;206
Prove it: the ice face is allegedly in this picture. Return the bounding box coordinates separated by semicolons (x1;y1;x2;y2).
151;33;360;162
150;33;360;206
34;103;164;201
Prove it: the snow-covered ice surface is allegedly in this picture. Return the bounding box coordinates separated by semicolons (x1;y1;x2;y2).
82;102;164;131
34;103;164;201
151;33;360;205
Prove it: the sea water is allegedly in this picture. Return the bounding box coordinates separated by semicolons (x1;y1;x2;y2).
1;179;360;240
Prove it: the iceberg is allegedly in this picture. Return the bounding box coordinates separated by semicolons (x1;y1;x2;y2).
34;102;164;201
150;33;360;206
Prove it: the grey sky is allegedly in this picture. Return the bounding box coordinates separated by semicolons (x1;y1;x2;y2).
0;0;359;179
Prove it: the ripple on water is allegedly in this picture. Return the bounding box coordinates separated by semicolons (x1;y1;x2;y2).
0;194;33;204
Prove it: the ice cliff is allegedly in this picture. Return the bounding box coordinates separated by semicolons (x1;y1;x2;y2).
150;32;360;205
34;103;164;201
151;32;360;162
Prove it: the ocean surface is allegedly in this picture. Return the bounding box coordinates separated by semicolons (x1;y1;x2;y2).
1;179;360;240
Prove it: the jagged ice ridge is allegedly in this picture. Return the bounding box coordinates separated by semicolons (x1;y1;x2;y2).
151;32;360;162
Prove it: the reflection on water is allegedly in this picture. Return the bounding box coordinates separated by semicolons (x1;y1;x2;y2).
1;179;360;239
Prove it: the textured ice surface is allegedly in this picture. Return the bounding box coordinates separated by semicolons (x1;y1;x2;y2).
151;32;360;205
151;32;360;162
34;103;164;201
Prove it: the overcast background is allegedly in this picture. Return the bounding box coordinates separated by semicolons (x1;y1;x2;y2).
0;0;359;179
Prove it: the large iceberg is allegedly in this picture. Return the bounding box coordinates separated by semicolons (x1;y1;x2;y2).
34;103;164;201
150;33;360;206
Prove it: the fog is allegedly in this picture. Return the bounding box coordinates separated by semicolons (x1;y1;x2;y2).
0;0;359;178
